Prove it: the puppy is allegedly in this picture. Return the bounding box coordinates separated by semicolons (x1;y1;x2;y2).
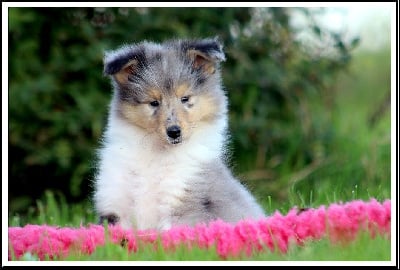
93;37;265;230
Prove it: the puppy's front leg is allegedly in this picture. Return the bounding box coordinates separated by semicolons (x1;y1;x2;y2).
98;213;120;225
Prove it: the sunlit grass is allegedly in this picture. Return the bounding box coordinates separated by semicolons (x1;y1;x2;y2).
8;49;392;262
248;47;391;214
61;231;391;261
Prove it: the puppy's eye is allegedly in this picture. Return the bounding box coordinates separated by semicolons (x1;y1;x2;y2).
181;96;190;104
149;100;160;107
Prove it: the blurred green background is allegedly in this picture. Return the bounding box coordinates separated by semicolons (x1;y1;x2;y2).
8;7;391;225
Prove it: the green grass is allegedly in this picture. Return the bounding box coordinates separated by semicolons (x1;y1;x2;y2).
250;47;392;214
10;204;391;262
8;190;391;262
8;49;392;263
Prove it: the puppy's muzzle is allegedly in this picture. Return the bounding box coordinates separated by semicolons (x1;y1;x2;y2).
166;125;182;144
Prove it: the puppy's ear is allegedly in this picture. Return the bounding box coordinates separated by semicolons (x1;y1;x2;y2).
103;45;147;84
184;37;226;75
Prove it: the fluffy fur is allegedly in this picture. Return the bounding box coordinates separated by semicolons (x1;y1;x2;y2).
93;37;265;230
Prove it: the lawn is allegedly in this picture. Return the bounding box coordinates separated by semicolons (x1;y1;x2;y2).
7;48;393;264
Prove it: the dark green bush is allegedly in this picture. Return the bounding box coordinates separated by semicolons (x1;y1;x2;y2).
8;7;358;212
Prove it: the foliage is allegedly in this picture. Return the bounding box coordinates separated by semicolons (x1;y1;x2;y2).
8;7;362;212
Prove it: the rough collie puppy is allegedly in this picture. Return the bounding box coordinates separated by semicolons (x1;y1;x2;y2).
93;37;265;230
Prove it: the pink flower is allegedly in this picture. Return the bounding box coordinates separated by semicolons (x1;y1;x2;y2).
8;199;391;260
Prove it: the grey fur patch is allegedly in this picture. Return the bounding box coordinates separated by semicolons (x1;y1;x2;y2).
99;214;120;225
170;160;265;226
104;37;225;97
164;78;173;92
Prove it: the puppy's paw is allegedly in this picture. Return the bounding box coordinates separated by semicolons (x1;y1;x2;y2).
99;214;120;225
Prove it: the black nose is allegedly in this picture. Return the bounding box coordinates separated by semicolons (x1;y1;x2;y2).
166;125;181;139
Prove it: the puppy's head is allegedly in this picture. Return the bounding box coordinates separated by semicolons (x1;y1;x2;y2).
103;37;227;146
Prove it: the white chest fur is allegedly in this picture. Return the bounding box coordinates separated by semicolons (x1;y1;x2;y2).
94;114;226;230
